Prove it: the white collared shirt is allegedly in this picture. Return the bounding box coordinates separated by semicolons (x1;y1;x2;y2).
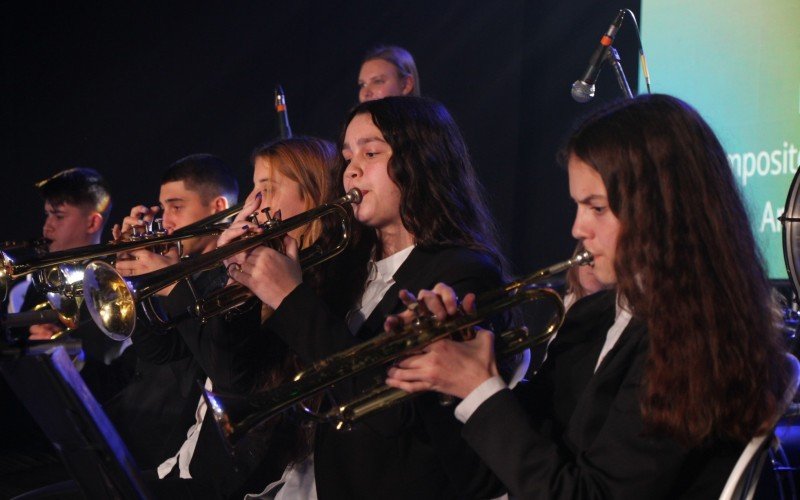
157;377;212;479
251;245;416;500
346;244;416;334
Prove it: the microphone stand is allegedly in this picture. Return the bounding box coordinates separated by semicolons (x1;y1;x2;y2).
604;46;634;99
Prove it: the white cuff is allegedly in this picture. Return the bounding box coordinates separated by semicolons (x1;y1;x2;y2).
454;375;507;423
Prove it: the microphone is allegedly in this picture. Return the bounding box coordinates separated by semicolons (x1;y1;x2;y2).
274;84;293;139
571;10;626;103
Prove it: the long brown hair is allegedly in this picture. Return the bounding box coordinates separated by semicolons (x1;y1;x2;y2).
249;136;337;464
566;94;789;446
338;96;504;262
251;136;336;247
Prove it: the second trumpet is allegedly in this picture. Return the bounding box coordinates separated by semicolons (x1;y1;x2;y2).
82;188;362;341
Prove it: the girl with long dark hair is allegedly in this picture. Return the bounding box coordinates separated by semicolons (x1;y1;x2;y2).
231;96;513;499
385;94;792;499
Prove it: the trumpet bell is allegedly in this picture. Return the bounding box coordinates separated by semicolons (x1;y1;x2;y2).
45;292;83;331
83;261;138;341
33;263;85;297
202;389;256;454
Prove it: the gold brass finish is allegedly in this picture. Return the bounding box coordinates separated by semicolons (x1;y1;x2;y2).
204;251;593;445
82;189;362;341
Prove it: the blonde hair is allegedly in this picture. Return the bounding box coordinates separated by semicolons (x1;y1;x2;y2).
251;136;337;247
362;45;421;96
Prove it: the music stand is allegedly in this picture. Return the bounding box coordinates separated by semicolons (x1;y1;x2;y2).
0;339;150;499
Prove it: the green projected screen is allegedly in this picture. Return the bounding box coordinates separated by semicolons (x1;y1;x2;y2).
639;0;800;279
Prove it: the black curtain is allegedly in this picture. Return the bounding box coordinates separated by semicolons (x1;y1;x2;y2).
0;0;640;274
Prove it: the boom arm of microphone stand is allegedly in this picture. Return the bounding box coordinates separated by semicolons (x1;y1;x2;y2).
604;46;634;100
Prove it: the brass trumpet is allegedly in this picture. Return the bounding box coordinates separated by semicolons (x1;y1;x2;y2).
171;201;243;236
0;238;50;301
204;251;593;446
0;218;230;297
0;237;51;252
82;189;362;341
0;202;241;303
1;296;81;333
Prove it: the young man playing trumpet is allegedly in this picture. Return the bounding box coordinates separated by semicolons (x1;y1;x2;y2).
0;167;122;496
4;167;123;375
7;168;112;342
103;153;240;472
112;154;237;278
111;138;337;498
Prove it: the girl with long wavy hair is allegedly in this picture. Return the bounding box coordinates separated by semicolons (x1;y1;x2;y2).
385;94;792;499
230;96;515;499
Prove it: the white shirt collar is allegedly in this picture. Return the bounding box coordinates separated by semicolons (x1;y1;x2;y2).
372;244;415;282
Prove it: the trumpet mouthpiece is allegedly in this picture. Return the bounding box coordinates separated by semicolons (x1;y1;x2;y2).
574;250;593;266
346;188;363;204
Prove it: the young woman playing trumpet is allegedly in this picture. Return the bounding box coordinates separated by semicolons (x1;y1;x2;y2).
127;138;337;498
230;96;516;499
384;94;793;499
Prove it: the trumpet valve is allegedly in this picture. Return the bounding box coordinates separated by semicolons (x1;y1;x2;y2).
129;224;145;241
246;211;261;225
148;219;174;255
260;208;282;227
152;218;168;237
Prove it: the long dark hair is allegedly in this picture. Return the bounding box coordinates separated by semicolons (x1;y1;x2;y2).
318;96;508;314
248;137;337;465
340;96;503;260
565;94;789;446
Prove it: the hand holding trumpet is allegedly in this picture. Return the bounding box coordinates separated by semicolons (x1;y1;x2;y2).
28;322;63;340
385;284;500;400
111;204;161;241
217;188;303;310
226;235;302;311
111;204;180;295
216;187;265;269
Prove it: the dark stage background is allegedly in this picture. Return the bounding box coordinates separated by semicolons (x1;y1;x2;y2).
0;1;640;275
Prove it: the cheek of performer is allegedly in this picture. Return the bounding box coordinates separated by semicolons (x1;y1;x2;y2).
42;200;103;252
358;58;413;103
567;155;620;288
341;112;412;253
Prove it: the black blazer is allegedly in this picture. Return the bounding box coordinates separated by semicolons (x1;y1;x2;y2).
137;268;294;498
103;349;205;470
461;290;742;500
265;245;508;500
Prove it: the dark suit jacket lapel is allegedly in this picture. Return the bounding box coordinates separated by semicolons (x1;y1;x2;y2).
355;247;435;341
